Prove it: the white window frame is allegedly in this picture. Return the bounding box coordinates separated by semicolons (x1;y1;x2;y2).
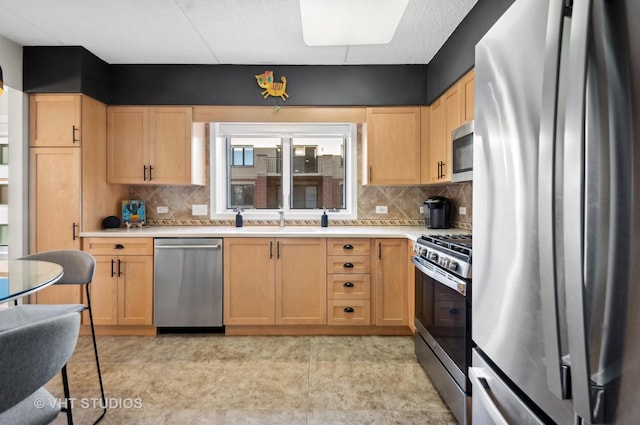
210;122;357;220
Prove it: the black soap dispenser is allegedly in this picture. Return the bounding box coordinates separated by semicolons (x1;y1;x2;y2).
235;208;243;228
321;209;328;227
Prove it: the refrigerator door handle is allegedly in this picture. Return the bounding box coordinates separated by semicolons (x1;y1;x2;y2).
537;0;569;400
563;0;594;421
468;367;510;425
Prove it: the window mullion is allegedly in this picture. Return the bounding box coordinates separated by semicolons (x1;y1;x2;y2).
281;137;292;212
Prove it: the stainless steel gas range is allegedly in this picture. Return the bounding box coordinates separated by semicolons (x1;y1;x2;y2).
412;234;472;425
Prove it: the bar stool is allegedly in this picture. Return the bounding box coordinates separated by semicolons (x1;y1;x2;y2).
0;310;81;424
17;250;106;424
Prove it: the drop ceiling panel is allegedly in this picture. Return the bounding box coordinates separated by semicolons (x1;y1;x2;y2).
0;0;479;65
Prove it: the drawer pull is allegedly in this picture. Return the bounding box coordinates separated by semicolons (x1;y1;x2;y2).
343;282;354;288
343;307;355;313
343;263;354;268
343;244;354;250
114;244;125;249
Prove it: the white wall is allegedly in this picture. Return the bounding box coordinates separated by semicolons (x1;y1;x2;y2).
0;35;22;90
0;35;29;259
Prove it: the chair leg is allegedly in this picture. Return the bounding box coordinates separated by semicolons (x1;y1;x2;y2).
61;365;74;425
86;284;107;424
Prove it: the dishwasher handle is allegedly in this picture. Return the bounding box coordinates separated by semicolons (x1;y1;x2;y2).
155;244;221;250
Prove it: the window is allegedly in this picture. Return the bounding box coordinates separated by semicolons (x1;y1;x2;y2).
231;145;254;167
230;184;255;208
211;123;357;220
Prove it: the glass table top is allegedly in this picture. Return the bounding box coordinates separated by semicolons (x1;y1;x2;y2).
0;260;64;304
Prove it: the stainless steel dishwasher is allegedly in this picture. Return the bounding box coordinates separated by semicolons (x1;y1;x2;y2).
154;238;223;328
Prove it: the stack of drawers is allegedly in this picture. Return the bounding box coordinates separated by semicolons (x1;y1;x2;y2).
326;238;371;325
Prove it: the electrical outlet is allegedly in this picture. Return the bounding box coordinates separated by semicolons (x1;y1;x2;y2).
192;204;208;216
419;206;424;214
157;206;169;214
459;206;467;215
375;205;388;214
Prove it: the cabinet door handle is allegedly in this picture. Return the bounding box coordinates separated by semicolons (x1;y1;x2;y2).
72;125;79;144
143;165;147;181
441;161;446;178
343;307;355;313
378;242;382;260
117;259;122;277
110;259;115;277
343;262;354;268
114;244;124;249
369;166;372;183
149;165;154;181
343;244;353;250
343;282;354;288
72;222;78;241
269;241;273;259
277;241;280;259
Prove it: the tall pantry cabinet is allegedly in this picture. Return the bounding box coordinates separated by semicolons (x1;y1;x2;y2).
29;94;127;304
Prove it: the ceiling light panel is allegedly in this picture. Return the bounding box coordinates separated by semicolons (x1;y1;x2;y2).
300;0;409;46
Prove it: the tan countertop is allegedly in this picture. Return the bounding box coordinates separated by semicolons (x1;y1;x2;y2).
80;226;470;241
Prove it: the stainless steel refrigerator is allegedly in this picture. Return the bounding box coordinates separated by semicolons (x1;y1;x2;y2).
471;0;640;423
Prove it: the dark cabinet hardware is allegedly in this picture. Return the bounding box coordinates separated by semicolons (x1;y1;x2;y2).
72;222;78;241
110;259;115;277
343;244;353;250
343;282;354;288
114;244;124;249
117;259;123;277
143;165;147;181
343;307;355;313
343;263;354;268
277;241;280;259
378;242;382;259
72;125;79;144
269;241;273;259
149;165;154;181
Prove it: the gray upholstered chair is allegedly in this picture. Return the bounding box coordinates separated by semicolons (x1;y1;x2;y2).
17;250;106;424
0;310;81;425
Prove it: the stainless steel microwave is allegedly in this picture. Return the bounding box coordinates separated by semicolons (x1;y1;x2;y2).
451;121;473;182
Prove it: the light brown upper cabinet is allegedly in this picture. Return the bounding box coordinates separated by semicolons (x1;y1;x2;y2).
425;69;475;184
107;106;205;185
461;69;475;123
429;96;447;183
429;77;471;183
30;95;82;147
365;107;421;185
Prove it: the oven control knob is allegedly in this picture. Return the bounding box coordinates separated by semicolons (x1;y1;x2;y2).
440;258;449;268
427;252;438;261
448;261;459;271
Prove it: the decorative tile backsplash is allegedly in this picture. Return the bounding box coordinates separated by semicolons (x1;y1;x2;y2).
132;181;471;229
129;124;472;230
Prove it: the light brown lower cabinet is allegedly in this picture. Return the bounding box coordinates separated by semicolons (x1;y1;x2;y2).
83;238;154;326
224;238;327;326
374;239;409;326
326;238;372;326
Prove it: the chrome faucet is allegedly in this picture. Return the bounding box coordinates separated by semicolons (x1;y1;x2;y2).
278;210;285;228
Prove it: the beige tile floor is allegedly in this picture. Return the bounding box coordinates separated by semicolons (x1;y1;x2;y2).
47;335;456;425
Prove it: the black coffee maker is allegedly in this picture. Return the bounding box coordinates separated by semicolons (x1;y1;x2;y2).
424;196;451;229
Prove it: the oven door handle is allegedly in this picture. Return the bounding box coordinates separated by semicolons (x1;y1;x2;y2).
412;256;466;296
